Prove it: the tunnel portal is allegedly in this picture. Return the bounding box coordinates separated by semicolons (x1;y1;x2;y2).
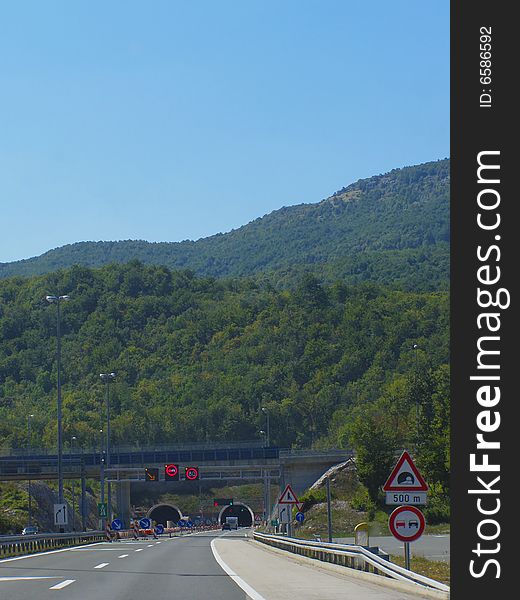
147;504;182;525
219;503;254;527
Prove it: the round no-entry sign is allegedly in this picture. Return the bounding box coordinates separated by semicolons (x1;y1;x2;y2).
388;505;425;542
165;464;179;478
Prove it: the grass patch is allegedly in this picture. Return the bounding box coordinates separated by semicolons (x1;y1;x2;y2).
390;554;450;586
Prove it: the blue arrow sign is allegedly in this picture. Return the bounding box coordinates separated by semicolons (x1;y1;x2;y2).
178;520;185;527
186;521;193;528
155;524;164;534
111;518;123;530
139;518;151;529
295;512;305;523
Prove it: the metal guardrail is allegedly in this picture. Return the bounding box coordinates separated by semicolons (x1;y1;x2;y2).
0;531;105;559
253;532;450;596
0;525;224;560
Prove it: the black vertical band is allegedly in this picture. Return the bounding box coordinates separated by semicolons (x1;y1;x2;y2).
451;2;515;596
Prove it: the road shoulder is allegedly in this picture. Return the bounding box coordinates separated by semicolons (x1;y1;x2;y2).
212;536;440;600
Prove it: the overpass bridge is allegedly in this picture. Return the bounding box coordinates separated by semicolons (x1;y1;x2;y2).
0;442;353;529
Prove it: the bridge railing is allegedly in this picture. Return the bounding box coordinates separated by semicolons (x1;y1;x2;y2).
0;440;267;457
0;531;105;559
278;448;353;458
252;531;449;597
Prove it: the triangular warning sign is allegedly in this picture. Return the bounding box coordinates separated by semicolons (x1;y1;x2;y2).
382;450;428;492
278;484;300;504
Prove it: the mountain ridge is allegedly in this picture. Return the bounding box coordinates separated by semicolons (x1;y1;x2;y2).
1;158;449;289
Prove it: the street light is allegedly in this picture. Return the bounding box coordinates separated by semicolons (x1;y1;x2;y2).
326;476;333;543
99;429;106;529
261;407;270;447
259;431;268;522
70;436;77;531
45;294;70;508
100;372;116;520
27;414;34;526
413;344;419;443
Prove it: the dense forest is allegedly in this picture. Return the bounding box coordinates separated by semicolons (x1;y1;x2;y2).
0;262;449;507
0;160;449;291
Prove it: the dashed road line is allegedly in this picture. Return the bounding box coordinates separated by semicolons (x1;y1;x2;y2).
49;580;75;590
135;548;143;552
118;554;129;558
94;563;109;569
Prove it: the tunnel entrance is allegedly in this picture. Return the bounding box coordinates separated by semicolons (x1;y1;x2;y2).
147;504;182;525
219;503;254;527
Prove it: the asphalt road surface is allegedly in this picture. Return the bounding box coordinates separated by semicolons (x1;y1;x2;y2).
0;530;434;600
0;531;246;600
334;534;451;562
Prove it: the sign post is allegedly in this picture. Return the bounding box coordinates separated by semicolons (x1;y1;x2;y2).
111;518;123;531
382;450;429;504
383;450;428;570
54;503;68;527
278;484;300;538
388;505;426;570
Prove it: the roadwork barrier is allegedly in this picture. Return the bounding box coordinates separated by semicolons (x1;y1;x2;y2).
253;531;450;597
0;531;105;559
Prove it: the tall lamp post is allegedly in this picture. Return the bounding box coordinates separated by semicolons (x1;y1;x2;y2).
100;372;116;520
413;343;419;443
326;476;333;543
261;407;271;519
259;431;268;521
70;436;77;531
27;414;34;526
99;429;106;530
261;407;270;447
45;294;70;509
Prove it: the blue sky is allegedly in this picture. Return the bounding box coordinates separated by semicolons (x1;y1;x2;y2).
0;1;449;263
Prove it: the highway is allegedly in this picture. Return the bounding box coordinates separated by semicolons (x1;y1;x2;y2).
0;530;429;600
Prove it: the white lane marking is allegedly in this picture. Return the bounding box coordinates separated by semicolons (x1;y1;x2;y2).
0;542;105;564
71;548;126;551
135;548;143;552
49;580;75;590
118;554;129;558
94;563;109;569
210;539;267;600
0;576;55;581
147;544;154;547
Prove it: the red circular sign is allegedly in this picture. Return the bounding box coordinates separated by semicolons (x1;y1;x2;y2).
388;505;425;542
165;464;178;478
185;467;199;480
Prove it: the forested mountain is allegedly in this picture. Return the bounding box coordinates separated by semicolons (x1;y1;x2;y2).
0;160;449;290
0;263;449;500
